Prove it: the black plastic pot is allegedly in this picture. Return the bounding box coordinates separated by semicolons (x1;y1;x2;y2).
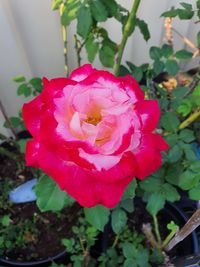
0;251;68;267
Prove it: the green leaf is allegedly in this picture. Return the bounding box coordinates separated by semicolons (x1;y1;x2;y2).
85;35;99;63
120;199;134;213
12;75;25;83
136;249;149;267
165;60;179;76
189;185;200;200
136;18;150;41
132;67;143;82
160;112;180;132
17;139;27;153
4;117;21;128
111;208;127;234
1;215;10;227
165;164;183;186
84;205;109;231
122;242;137;259
190;162;200;172
17;84;31;97
179;129;195;143
162;183;180;202
77;4;92;38
123;259;137;267
165;134;178;146
177;8;194;20
122;180;137;200
175;49;193;60
161;9;179;18
146;192;165;216
29;77;43;92
51;0;62;10
149;46;162;60
180;2;192;10
168;144;183;163
140;177;162;192
99;39;116;68
101;0;118;17
177;99;192;116
153;60;165;75
91;0;108;22
61;0;80;26
35;174;74;212
161;44;173;58
179;171;200;190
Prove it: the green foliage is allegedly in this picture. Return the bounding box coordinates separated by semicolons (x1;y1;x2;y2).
84;205;109;231
91;0;108;22
161;2;195;20
35;174;74;212
60;0;80;26
85;35;99;63
111;208;127;234
135;18;150;41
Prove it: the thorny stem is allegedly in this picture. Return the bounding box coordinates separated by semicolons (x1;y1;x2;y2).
74;34;81;67
153;215;162;245
114;0;141;76
179;107;200;130
165;208;200;251
0;100;18;139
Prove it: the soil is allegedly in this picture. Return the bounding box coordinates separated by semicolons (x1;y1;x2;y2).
0;143;81;262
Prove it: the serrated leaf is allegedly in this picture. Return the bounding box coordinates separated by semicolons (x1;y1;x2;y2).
132;67;143;82
77;4;92;38
35;174;74;212
179;129;195;143
99;39;116;68
136;18;150;41
175;49;193;60
153;60;165;75
29;77;43;92
101;0;118;17
168;144;183;163
85;35;99;63
177;8;194;20
111;208;127;234
161;44;173;58
84;205;109;231
120;199;134;213
140;177;162;192
91;0;108;22
165;60;179;76
17;84;32;97
61;0;80;26
12;75;26;83
150;46;162;60
161;9;179;18
122;242;137;259
179;171;200;190
122;180;137;200
146;192;165;216
162;183;180;202
160;112;180;132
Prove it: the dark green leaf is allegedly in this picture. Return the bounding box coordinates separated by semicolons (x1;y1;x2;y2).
91;0;108;22
119;65;130;76
136;18;150;41
99;39;116;68
35;174;74;212
189;185;200;200
85;35;99;63
177;8;194;20
161;44;173;58
175;49;193;60
12;75;25;83
124;259;137;267
132;67;143;82
150;46;162;60
136;249;149;267
84;205;109;231
165;164;182;186
111;208;127;234
29;77;43;92
146;192;165;216
190;162;200;172
140;177;162;192
179;129;195;143
162;183;180;202
122;180;137;200
161;9;179;18
122;242;137;259
168;144;183;163
165;134;178;146
179;171;200;190
160;112;180;132
61;0;80;26
180;2;192;10
4;117;21;128
120;199;134;213
17;139;27;153
101;0;118;17
52;0;62;10
77;5;92;38
17;84;31;97
165;60;179;76
153;60;165;75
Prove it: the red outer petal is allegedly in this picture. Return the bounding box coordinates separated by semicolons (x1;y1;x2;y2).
134;133;168;179
69;64;96;82
22;95;43;138
25;139;40;168
118;75;144;101
134;100;160;131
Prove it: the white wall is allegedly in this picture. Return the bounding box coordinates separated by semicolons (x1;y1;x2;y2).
0;0;198;136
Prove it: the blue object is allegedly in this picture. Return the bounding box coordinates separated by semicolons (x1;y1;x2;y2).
192;143;200;160
9;178;37;203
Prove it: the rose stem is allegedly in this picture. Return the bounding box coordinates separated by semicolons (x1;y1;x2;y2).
114;0;141;76
178;107;200;130
142;223;160;249
165;208;200;251
112;234;120;248
153;215;162;245
60;3;69;77
0;100;18;139
74;34;81;67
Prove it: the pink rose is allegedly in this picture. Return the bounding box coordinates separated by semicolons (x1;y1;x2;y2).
23;64;168;208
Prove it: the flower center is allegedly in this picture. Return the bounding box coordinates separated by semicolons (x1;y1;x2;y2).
86;113;102;126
